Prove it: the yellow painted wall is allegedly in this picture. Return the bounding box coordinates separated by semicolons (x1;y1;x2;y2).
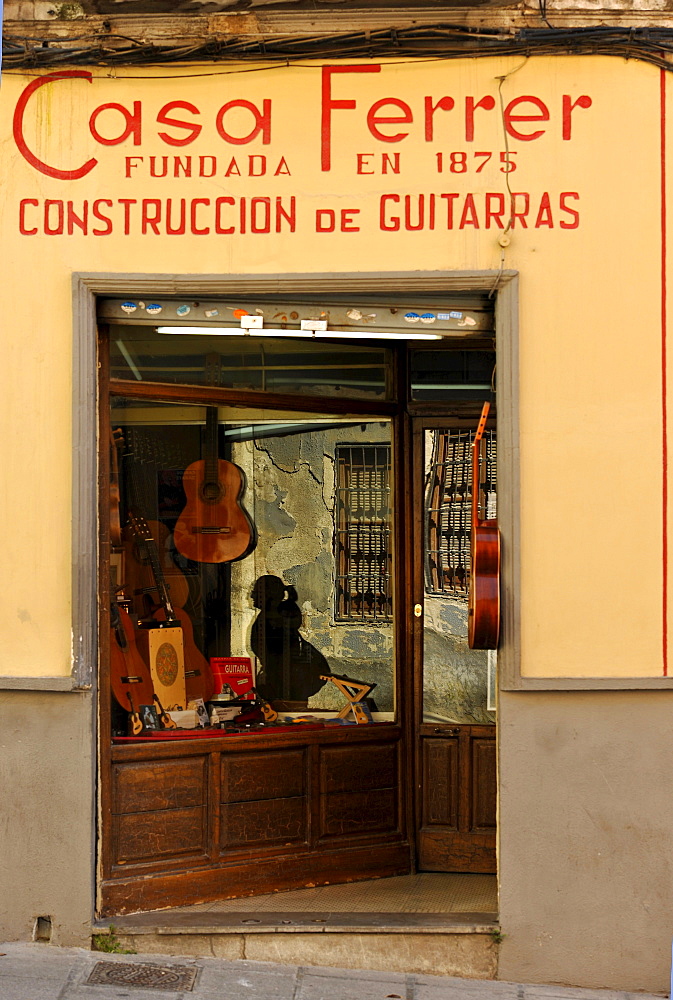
0;56;666;678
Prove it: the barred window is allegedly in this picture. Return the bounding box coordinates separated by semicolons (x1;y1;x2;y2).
334;445;392;623
425;428;497;598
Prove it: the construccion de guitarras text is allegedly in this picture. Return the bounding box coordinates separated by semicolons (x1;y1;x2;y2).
18;191;581;235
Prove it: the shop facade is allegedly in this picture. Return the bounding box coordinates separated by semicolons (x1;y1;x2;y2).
2;24;673;992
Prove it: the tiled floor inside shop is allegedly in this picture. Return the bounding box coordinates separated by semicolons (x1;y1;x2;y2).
141;873;497;917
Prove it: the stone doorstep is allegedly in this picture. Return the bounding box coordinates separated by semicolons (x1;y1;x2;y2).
94;918;500;979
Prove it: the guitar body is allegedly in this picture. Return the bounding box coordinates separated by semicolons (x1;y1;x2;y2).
148;606;215;704
122;519;191;619
110;605;155;712
468;521;501;650
174;458;254;564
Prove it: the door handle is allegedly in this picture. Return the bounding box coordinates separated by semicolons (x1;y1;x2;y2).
434;726;460;736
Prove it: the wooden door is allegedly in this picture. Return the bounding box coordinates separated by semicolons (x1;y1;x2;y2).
414;421;497;873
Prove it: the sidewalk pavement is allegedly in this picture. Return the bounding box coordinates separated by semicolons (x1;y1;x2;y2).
0;942;665;1000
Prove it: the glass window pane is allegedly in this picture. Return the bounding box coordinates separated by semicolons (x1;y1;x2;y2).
109;399;395;732
422;428;496;725
109;327;391;399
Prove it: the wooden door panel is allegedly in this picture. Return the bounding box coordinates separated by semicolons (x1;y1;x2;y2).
471;738;497;831
422;738;459;828
418;725;496;873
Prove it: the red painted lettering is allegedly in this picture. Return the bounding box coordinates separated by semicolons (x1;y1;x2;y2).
321;64;381;171
89;102;141;146
166;198;186;235
424;97;455;141
19;199;38;235
215;197;235;235
44;200;64;235
465;97;496;142
340;209;360;232
380;195;400;231
316;209;336;232
142;199;162;234
92;199;113;236
510;193;530;228
535;192;554;228
562;96;592;140
13;71;97;180
67;200;88;235
367;98;413;142
504;96;550;141
357;153;375;175
216;100;271;146
559;191;580;228
156;101;202;146
485;193;506;229
190;198;210;235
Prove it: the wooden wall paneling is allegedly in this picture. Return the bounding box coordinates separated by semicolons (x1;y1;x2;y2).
220;748;308;851
114;808;207;865
308;742;321;850
208;750;221;862
112;756;209;867
318;741;399;840
101;840;411;916
221;798;307;849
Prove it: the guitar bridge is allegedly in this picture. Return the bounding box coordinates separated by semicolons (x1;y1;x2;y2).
191;526;231;534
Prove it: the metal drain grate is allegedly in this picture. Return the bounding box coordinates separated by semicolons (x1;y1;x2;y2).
86;961;197;991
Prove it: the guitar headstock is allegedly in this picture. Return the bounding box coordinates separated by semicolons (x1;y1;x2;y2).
127;509;153;541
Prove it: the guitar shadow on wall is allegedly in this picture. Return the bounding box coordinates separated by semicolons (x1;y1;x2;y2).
250;575;330;706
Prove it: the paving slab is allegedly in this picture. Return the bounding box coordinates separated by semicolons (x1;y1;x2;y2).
298;970;414;1000
0;941;666;1000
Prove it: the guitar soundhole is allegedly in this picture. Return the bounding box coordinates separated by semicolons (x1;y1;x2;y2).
200;481;223;503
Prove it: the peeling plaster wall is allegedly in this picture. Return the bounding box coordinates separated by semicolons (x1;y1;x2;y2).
230;422;394;711
423;595;495;724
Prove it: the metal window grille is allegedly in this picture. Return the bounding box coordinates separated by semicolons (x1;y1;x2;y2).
425;428;497;598
334;445;392;622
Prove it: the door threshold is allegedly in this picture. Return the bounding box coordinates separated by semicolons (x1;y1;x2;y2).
95;910;498;934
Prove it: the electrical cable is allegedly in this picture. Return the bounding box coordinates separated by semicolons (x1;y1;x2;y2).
5;24;673;72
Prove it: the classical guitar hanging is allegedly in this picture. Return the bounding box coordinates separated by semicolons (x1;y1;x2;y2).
468;402;501;650
174;405;255;564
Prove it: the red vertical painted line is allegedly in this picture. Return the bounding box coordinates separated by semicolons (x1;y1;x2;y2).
662;67;668;675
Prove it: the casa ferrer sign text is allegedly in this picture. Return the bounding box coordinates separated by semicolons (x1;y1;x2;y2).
11;64;594;237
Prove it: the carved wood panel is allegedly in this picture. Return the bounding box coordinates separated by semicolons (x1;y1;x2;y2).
422;738;459;828
471;738;497;831
319;742;398;839
221;749;306;802
221;797;307;848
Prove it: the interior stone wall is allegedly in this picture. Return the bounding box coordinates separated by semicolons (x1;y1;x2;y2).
230;422;394;711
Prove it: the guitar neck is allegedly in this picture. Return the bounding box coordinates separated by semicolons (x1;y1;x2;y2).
472;402;490;529
205;406;219;486
128;511;178;622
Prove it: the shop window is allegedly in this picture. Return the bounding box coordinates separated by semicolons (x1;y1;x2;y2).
333;444;392;624
109;400;395;725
